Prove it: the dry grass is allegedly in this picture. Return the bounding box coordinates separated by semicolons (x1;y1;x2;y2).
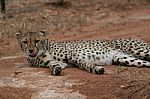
0;0;94;41
0;0;149;42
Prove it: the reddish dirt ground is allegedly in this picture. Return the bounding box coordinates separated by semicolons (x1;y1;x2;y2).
0;0;150;99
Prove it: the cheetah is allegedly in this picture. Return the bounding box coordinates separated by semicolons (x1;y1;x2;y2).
16;30;150;76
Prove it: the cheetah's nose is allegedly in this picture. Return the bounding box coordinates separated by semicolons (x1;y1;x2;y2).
29;50;33;53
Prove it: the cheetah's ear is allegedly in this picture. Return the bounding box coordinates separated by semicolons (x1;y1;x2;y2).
39;30;47;36
16;30;22;40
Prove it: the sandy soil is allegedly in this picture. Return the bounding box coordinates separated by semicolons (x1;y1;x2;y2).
0;0;150;99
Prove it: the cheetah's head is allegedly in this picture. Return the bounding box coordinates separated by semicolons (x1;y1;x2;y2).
16;30;47;58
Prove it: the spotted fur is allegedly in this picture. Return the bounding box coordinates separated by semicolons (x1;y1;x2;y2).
16;31;150;75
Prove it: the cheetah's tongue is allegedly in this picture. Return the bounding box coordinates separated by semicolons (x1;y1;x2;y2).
31;51;38;57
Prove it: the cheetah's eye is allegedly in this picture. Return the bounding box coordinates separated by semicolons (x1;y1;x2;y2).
35;40;40;43
22;41;27;44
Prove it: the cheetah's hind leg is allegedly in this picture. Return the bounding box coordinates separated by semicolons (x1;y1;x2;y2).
128;48;150;62
113;54;150;67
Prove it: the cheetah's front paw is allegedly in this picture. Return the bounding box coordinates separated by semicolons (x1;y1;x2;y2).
94;66;105;74
52;66;62;76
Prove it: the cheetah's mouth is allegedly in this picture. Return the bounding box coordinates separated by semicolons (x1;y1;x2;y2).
29;50;38;57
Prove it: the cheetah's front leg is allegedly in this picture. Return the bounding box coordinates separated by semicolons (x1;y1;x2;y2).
47;60;67;75
71;59;105;74
70;50;105;74
40;54;67;76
